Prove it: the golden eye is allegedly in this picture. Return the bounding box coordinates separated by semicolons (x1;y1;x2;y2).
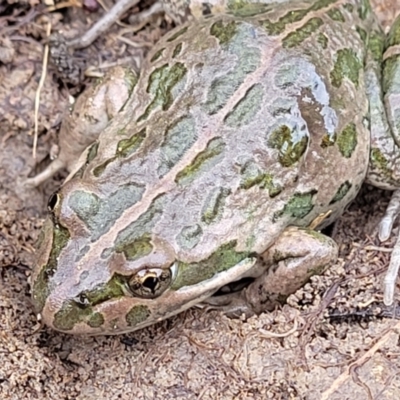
47;192;61;212
128;265;176;299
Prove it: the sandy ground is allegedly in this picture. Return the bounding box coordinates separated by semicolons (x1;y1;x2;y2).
1;0;400;399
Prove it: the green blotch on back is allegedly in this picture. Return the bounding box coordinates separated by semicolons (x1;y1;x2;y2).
176;137;225;185
329;181;352;204
273;190;317;221
368;30;385;63
225;84;264;127
337;123;357;158
171;241;252;290
126;305;151;327
201;187;231;224
32;221;70;313
260;9;307;35
383;55;400;94
383;22;400;100
93;159;115;177
204;22;261;115
259;0;336;35
114;195;165;253
116;128;147;158
240;161;282;197
157;117;197;177
268;125;308;167
115;233;153;261
210;20;237;44
327;8;345;22
317;33;328;49
69;184;145;240
71;142;99;180
167;27;188;42
331;49;362;88
227;1;272;18
150;48;165;62
138;63;187;122
172;43;183;58
93;129;147;177
87;142;99;163
387;15;400;47
370;147;398;184
357;0;371;20
356;26;367;45
282;17;323;49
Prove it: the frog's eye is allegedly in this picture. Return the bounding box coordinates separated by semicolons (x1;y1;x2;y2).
47;192;61;212
128;264;177;299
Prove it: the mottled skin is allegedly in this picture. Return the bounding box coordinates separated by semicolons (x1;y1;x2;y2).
31;0;400;335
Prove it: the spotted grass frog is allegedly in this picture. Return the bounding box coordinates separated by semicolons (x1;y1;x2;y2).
30;0;400;334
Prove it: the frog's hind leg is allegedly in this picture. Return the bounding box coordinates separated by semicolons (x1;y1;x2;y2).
202;226;338;317
365;15;400;305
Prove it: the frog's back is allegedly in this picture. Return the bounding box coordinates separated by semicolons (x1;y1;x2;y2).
48;0;371;279
71;1;370;258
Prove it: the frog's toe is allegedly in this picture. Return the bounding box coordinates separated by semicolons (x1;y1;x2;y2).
379;190;400;241
383;234;400;306
378;190;400;305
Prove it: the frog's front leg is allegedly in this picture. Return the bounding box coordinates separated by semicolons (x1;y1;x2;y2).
203;227;338;317
25;66;136;187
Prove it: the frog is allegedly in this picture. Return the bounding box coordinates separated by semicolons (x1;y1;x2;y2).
30;0;400;335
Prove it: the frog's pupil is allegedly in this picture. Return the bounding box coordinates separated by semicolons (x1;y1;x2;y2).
143;276;158;293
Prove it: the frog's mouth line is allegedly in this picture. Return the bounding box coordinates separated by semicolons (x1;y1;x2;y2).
127;257;257;333
44;257;259;336
126;257;258;330
140;257;259;324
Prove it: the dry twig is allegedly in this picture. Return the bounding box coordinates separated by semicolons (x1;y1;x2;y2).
33;22;51;159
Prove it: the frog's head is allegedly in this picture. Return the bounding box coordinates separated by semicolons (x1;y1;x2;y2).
32;179;257;335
